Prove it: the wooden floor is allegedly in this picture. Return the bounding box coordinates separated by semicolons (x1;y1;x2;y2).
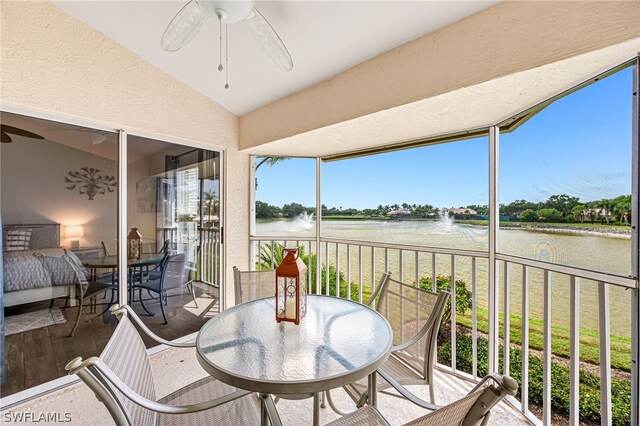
2;282;219;397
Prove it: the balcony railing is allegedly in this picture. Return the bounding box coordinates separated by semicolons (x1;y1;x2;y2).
249;235;637;426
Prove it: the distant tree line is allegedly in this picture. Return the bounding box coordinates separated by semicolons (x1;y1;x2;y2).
256;193;632;225
497;194;631;224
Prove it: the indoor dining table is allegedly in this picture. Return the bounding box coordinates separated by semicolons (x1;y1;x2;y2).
196;294;393;426
81;253;166;306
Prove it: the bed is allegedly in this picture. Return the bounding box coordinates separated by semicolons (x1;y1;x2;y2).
2;223;88;336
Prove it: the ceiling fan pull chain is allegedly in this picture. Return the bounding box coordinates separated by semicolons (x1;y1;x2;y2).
225;25;229;89
217;18;223;72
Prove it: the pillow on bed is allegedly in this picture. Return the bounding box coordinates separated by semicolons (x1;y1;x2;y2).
4;228;32;251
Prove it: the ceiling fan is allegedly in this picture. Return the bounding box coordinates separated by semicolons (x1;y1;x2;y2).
1;124;45;143
161;0;293;88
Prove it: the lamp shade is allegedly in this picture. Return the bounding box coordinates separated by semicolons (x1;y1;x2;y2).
65;225;84;238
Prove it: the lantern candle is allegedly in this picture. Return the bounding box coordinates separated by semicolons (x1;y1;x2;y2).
127;227;143;260
285;298;296;320
275;247;308;325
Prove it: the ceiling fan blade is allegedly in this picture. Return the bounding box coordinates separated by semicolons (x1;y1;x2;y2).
1;132;12;143
0;124;44;140
242;8;293;71
161;0;209;52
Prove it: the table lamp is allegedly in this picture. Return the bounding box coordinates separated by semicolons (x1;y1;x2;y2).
65;225;84;249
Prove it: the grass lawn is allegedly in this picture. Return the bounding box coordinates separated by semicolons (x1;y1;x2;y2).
456;307;632;372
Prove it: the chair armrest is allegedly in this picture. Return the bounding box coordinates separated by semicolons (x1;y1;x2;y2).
109;304;195;348
376;368;441;411
67;357;255;415
469;372;518;396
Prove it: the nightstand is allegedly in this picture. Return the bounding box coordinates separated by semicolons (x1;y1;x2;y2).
69;246;102;260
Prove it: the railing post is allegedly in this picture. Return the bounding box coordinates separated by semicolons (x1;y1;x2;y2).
598;282;612;426
347;244;351;300
472;257;478;379
336;243;341;298
543;270;552;426
569;276;580;426
521;265;529;413
315;158;322;295
503;261;510;377
325;243;330;295
359;246;363;303
451;255;456;372
488;125;500;373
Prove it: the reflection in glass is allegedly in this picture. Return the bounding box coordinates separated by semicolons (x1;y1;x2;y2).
127;135;221;339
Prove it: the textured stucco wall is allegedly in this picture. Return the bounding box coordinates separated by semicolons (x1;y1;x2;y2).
0;1;249;305
240;0;640;150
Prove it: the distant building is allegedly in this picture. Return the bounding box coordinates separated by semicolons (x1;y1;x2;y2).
582;208;612;220
442;208;477;216
386;208;412;217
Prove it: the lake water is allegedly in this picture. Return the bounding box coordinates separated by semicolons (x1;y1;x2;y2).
256;219;633;337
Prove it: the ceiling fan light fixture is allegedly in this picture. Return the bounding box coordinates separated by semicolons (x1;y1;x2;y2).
88;133;107;146
161;0;293;89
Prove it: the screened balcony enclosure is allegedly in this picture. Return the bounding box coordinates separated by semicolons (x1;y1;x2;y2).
249;60;639;426
1;2;639;424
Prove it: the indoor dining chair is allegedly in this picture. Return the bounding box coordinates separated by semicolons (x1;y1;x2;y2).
233;266;275;304
326;373;518;426
130;253;186;324
327;271;450;415
66;304;282;426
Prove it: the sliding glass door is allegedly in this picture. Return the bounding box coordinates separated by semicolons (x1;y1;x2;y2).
126;135;221;338
0;111;223;399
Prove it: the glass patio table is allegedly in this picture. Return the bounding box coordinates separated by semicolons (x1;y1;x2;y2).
196;294;393;426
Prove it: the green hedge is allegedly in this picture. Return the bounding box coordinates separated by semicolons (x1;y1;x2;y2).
438;334;631;425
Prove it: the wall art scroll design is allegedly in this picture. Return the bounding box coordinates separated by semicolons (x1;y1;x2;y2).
65;167;116;200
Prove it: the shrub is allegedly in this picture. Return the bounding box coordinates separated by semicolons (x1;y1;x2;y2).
418;275;472;324
438;334;631;425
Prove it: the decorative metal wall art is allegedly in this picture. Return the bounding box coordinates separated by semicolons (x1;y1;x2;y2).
65;167;116;200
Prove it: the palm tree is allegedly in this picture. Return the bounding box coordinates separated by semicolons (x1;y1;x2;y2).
255;157;290;190
613;196;631;224
202;189;217;222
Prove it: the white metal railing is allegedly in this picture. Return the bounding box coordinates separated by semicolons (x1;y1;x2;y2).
250;235;638;426
199;228;221;286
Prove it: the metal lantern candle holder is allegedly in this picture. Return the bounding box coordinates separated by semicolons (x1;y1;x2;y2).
275;247;307;325
127;227;143;260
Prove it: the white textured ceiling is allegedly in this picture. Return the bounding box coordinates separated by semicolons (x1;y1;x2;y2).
246;39;640;157
51;0;498;116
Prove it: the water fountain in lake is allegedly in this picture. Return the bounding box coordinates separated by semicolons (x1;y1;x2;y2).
289;211;315;232
431;211;455;233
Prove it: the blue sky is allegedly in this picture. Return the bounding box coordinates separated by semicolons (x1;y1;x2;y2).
256;66;633;210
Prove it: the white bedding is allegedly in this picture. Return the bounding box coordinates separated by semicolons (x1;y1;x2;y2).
2;247;86;293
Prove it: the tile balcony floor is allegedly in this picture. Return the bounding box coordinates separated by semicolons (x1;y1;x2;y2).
2;343;532;425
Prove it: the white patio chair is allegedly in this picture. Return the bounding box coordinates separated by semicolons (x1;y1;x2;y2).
327;272;450;414
66;304;282;426
327;373;518;426
233;266;275;304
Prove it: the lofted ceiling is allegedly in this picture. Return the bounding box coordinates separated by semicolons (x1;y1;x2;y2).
0;112;171;164
51;0;499;116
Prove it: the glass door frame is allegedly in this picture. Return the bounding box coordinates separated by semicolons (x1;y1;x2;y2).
0;105;226;407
